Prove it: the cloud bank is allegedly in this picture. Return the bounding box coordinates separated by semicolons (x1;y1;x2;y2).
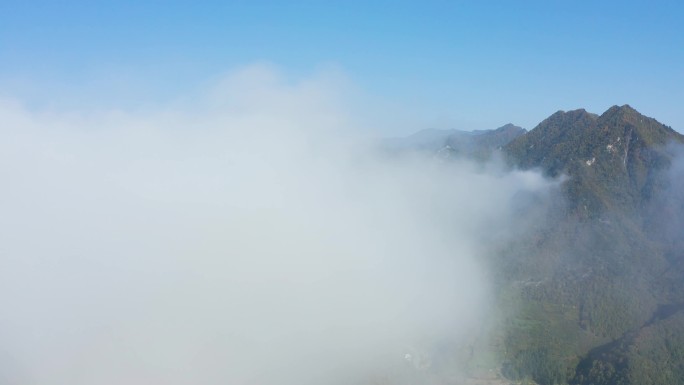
0;65;552;385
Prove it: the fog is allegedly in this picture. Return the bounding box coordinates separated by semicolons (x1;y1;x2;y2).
0;65;553;384
645;143;684;259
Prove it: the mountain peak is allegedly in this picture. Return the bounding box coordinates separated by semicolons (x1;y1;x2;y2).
496;123;526;132
605;103;637;113
598;104;683;146
490;123;527;142
505;105;684;217
549;108;590;116
600;104;642;121
544;109;597;125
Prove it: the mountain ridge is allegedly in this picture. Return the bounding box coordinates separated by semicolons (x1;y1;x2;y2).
382;123;527;157
498;105;684;385
505;105;684;218
391;105;684;385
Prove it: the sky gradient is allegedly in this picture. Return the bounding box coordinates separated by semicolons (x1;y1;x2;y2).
1;0;682;133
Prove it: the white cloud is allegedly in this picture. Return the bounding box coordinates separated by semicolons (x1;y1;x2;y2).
0;64;552;385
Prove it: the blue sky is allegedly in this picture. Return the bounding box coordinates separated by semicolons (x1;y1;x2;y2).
1;0;682;133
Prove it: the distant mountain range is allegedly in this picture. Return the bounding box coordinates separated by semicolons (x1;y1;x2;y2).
395;105;684;385
382;123;526;160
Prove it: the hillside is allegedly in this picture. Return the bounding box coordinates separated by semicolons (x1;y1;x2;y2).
386;106;683;385
496;105;684;385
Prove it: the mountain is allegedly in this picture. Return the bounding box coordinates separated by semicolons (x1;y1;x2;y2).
389;107;684;385
382;124;526;160
505;105;684;218
440;123;527;160
495;105;684;385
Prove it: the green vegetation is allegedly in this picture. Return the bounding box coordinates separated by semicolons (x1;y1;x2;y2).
482;105;684;385
401;105;684;384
